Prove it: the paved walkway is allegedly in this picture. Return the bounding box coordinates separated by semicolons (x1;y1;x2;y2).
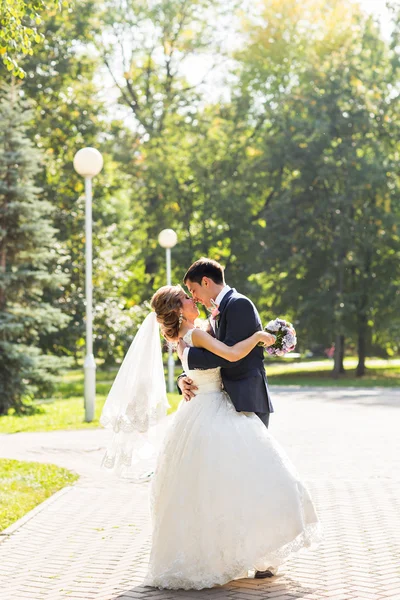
0;387;400;600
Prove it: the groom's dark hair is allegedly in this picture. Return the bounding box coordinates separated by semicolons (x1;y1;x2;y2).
184;258;225;285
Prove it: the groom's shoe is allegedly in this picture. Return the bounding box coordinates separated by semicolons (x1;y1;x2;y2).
254;568;276;579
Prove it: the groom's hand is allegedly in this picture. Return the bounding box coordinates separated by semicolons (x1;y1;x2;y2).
263;332;277;347
178;376;198;402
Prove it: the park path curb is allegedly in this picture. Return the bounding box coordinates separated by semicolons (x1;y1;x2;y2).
0;485;75;539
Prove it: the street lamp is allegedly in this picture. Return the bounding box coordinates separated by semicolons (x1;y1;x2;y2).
73;147;103;422
158;229;178;393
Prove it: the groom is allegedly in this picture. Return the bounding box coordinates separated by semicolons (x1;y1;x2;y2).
177;257;274;429
177;258;276;579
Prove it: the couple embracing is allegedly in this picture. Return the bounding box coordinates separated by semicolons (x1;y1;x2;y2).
101;257;320;591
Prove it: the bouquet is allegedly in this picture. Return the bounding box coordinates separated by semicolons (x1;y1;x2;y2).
264;318;297;356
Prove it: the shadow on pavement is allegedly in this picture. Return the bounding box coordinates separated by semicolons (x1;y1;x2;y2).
115;576;319;599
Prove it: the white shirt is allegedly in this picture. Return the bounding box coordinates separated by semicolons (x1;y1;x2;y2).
214;285;232;312
183;285;232;366
210;285;232;333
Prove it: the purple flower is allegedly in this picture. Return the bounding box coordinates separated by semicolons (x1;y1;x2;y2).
284;332;296;347
264;316;297;356
266;318;280;332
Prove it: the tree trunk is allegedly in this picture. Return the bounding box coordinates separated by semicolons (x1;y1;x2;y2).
356;316;367;377
339;334;345;373
0;244;5;310
333;334;345;377
356;250;372;377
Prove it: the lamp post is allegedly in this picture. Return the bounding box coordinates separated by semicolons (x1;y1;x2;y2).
158;229;178;393
73;147;103;422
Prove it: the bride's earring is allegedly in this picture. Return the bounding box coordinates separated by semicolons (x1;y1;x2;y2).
178;313;184;327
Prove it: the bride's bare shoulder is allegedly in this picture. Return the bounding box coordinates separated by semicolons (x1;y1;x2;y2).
189;328;207;349
184;321;212;347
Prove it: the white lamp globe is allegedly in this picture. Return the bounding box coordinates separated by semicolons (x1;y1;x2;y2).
158;229;178;249
73;148;103;178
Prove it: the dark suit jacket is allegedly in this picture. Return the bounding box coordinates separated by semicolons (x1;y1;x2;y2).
186;289;273;414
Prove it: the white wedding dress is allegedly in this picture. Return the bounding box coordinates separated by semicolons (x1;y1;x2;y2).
145;329;321;590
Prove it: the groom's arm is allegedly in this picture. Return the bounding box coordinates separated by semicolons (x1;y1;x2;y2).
187;298;260;370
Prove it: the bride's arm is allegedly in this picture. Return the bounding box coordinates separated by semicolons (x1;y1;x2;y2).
190;329;275;362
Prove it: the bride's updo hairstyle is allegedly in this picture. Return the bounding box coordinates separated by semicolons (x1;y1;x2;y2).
151;285;184;341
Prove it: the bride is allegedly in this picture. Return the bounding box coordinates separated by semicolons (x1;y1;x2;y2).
101;284;321;591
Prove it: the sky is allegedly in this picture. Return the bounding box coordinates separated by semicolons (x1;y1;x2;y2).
358;0;394;37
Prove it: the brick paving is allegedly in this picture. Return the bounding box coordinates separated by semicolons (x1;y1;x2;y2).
0;387;399;600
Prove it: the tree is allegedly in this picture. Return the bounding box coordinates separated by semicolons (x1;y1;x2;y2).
0;83;70;414
229;0;400;370
96;0;238;291
0;0;68;77
15;0;144;363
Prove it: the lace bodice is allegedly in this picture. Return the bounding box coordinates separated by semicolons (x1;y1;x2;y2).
182;329;223;394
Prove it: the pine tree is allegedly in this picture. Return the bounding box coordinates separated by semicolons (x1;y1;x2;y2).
0;83;70;415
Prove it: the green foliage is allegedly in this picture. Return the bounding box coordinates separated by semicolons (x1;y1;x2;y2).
0;0;69;77
1;0;399;396
0;458;78;531
227;0;400;368
98;0;229;136
0;83;70;414
16;1;144;363
96;0;245;296
92;0;400;372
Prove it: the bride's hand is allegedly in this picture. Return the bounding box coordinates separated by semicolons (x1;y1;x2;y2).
258;331;276;347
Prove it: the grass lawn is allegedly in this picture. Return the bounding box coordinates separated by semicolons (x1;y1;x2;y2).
0;459;79;531
0;368;181;434
265;357;400;387
0;358;398;434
